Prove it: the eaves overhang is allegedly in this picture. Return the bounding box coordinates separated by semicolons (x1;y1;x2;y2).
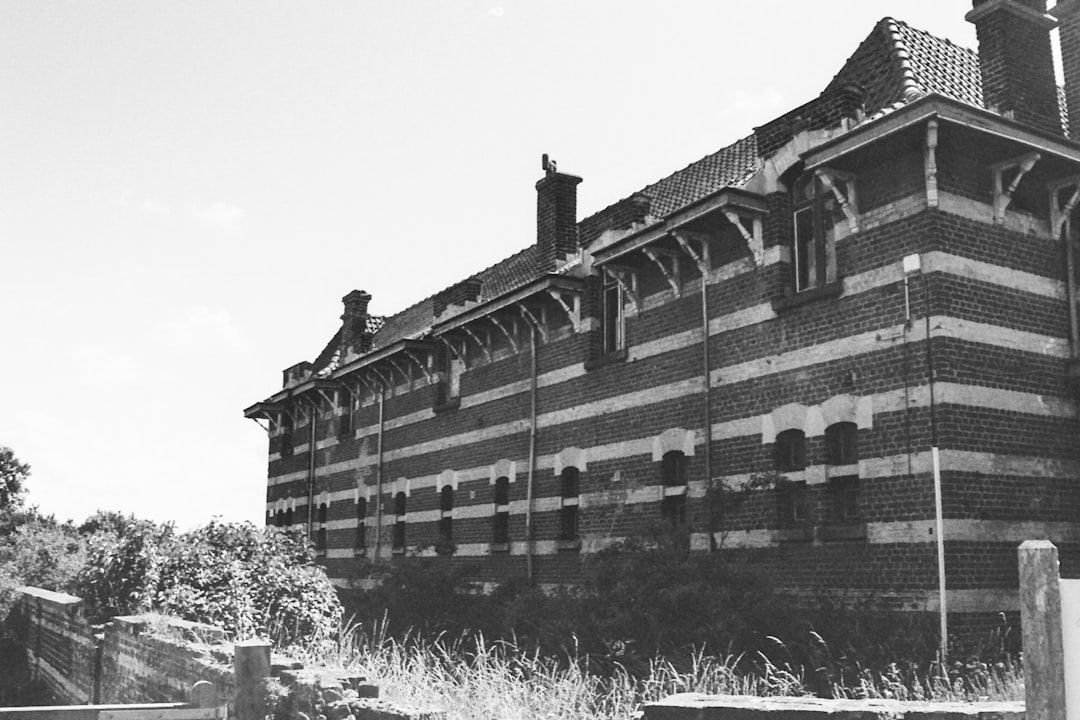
432;274;584;334
804;94;1080;171
592;187;767;266
250;378;340;410
243;401;284;420
330;338;436;378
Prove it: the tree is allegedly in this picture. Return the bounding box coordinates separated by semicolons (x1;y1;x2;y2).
0;447;29;512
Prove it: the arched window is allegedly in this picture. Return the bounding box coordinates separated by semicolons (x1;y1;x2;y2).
284;507;294;527
493;476;510;546
661;451;687;526
559;467;580;542
438;485;454;553
355;497;367;550
274;510;284;527
392;492;407;551
825;422;858;466
775;429;807;472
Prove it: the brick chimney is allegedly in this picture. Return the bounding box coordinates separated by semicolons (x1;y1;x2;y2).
341;289;372;354
1052;0;1080;138
967;0;1061;135
536;157;582;271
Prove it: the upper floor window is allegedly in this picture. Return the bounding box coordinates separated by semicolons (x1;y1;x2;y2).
559;467;580;542
825;422;858;466
315;502;328;554
791;173;845;293
660;451;687;527
775;429;807;472
337;390;353;437
602;273;625;354
279;414;294;457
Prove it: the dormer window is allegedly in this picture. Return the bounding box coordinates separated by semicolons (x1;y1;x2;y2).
791;172;850;293
602;274;625;354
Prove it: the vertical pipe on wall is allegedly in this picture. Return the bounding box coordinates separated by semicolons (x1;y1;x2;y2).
306;399;317;541
922;270;946;662
373;386;385;561
700;261;713;494
525;322;538;582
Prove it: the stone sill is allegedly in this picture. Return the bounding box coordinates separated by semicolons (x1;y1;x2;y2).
771;280;843;312
557;538;582;552
585;348;628;371
818;521;867;541
489;542;510;554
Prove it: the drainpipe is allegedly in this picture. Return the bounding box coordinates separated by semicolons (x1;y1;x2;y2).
373;386;386;561
1065;221;1079;359
922;264;946;663
306;398;317;541
525;322;538;582
700;263;712;493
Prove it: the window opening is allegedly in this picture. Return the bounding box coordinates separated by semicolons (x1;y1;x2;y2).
791;173;844;293
775;429;807;472
825;422;858;466
315;502;328;553
602;274;625;354
493;476;510;545
438;485;454;553
392;492;407;551
559;467;580;541
355;497;367;549
831;476;860;522
661;451;688;527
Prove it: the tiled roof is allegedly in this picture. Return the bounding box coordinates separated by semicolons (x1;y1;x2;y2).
310;17;1056;375
636;134;760;218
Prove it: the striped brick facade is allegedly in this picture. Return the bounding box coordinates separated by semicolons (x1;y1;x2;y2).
247;11;1080;637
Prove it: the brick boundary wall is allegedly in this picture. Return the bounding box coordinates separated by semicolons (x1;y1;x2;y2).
7;587;443;720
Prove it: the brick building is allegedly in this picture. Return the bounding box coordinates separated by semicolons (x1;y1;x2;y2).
246;1;1080;635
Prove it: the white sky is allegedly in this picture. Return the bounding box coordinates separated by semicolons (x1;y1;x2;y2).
0;2;990;528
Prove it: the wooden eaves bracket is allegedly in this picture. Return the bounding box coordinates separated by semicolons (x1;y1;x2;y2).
643;247;682;297
816;169;859;233
992;152;1041;224
461;325;493;364
546;288;582;331
721;210;764;266
1049;175;1080;239
517;303;548;343
404;350;434;383
486;314;521;353
672;230;711;274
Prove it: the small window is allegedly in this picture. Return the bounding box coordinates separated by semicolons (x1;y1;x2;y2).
438;485;454;553
355;497;367;549
493;476;510;545
602;273;625;354
338;390;353;437
830;476;859;522
790;173;845;293
661;451;687;527
825;422;858;466
274;510;284;528
446;351;463;401
559;467;580;542
392;492;407;551
279;415;294;457
775;429;807;472
284;507;294;527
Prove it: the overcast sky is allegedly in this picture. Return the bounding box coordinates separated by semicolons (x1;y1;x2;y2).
0;2;995;528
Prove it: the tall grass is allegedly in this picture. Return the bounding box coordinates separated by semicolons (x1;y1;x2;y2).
285;619;1021;720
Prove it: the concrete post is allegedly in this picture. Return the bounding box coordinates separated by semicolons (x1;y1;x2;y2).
234;639;272;720
1018;540;1067;720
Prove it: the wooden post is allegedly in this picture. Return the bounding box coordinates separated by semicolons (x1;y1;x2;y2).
1019;540;1067;720
234;639;272;720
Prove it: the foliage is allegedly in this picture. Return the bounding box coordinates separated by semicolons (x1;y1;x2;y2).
0;447;29;512
74;513;173;618
154;521;342;646
0;511;87;620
